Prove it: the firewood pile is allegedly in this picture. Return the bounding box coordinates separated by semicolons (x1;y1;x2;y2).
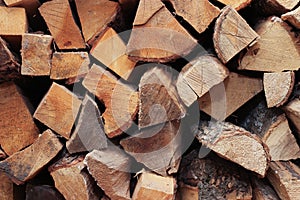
1;0;300;199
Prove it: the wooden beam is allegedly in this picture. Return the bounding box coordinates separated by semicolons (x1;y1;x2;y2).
34;82;82;139
282;6;300;29
176;72;198;107
215;0;252;10
284;98;300;135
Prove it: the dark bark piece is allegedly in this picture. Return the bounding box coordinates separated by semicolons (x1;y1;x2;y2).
254;0;299;16
214;6;258;64
26;185;65;200
215;0;252;10
282;6;300;29
0;171;13;200
66;95;107;154
0;82;39;156
251;177;280;200
0;129;63;185
284;98;300;136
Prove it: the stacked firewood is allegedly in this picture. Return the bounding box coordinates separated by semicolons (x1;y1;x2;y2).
1;0;300;199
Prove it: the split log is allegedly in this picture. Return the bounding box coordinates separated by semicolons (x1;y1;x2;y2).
39;0;85;49
267;161;300;200
168;0;220;34
214;6;258;64
75;0;120;44
3;0;40;16
91;27;136;80
264;71;295;108
195;121;270;177
0;171;13;200
284;98;300;135
26;185;65;200
21;33;53;76
132;172;176;200
215;0;252;10
126;0;197;63
50;52;89;80
66;95;107;154
254;0;299;16
49;155;102;200
84;147;132;200
252;177;280;200
0;129;63;185
198;72;263;120
34;82;82;139
139;67;185;128
176;72;198;107
120;120;181;176
239;17;300;72
82;64;138;138
0;82;39;155
0;37;20;83
282;6;300;29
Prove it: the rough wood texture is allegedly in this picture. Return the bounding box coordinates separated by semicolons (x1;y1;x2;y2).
282;6;300;29
3;0;40;16
121;120;181;176
255;0;299;15
21;33;53;76
75;0;119;44
139;67;185;128
127;0;197;63
0;171;13;200
252;177;280;200
26;185;65;200
198;72;263;120
239;17;300;72
83;64;138;138
176;72;198;107
0;129;63;185
0;82;39;155
34;82;82;139
66;95;107;154
215;0;252;10
264;72;295;108
84;147;132;200
267;161;300;200
50;52;89;80
132;172;176;200
195;121;270;177
214;6;258;64
284;98;300;135
91;27;136;80
168;0;220;34
39;0;85;49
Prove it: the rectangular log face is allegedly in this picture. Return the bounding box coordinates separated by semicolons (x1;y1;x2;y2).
0;7;27;36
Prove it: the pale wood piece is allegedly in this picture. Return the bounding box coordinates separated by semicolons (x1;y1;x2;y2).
0;171;13;200
26;185;65;200
239;17;300;72
50;52;89;80
21;33;53;76
66;95;107;154
0;130;63;185
139;67;185;128
0;7;28;36
0;82;39;155
84;147;132;200
284;98;300;135
34;82;82;139
132;172;176;200
39;0;85;49
126;0;197;63
214;6;258;64
255;0;299;15
91;27;136;80
267;161;300;200
252;177;280;200
198;72;263;120
264;72;295;108
0;37;20;83
195;121;270;177
121;120;181;176
176;72;198;107
215;0;252;10
83;64;138;138
282;6;300;29
75;0;119;44
168;0;220;34
3;0;40;16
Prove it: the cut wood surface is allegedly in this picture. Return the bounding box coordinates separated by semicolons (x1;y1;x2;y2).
282;6;300;29
121;120;181;176
84;147;132;200
176;72;198;107
198;72;263;120
75;0;119;44
21;33;53;76
83;64;138;138
252;177;280;200
168;0;220;34
66;95;107;154
0;171;13;200
214;6;258;64
126;0;197;62
132;172;176;200
239;17;300;72
284;98;300;135
0;7;27;36
50;52;89;80
255;0;299;15
3;0;40;16
39;0;85;49
34;82;82;139
26;185;65;200
0;82;39;155
0;129;63;185
267;161;300;200
139;67;185;128
264;71;295;108
215;0;252;10
195;121;270;177
91;27;136;80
